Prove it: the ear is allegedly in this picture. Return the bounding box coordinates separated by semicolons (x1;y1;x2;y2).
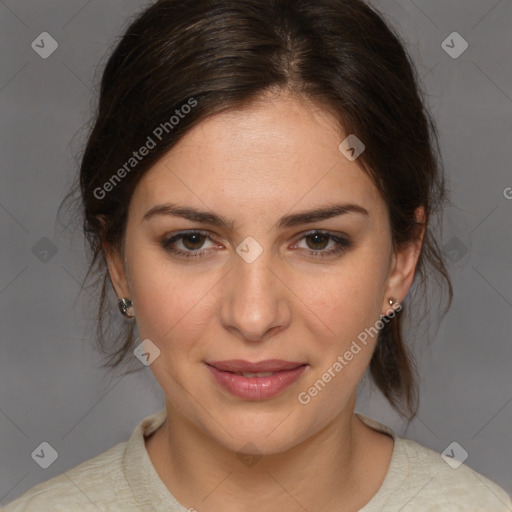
97;216;131;300
104;242;131;300
382;206;426;314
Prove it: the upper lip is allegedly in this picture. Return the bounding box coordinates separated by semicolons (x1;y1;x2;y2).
206;359;307;373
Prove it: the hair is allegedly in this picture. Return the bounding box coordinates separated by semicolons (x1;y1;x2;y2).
62;0;453;421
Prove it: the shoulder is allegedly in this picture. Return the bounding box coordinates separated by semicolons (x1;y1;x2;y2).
356;413;512;511
1;441;133;512
392;436;512;510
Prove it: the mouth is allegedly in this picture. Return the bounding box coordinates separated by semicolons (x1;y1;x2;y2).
206;359;307;373
205;359;308;400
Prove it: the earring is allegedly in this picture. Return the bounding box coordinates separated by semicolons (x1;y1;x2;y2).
388;297;401;311
118;298;135;318
381;297;400;319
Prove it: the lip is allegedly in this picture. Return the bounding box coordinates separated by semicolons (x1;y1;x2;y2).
207;359;306;372
205;360;308;400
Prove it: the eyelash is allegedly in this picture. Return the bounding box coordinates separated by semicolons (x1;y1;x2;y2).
160;230;351;260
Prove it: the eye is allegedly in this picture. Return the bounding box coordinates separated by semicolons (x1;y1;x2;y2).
161;229;352;261
293;230;351;259
161;230;219;259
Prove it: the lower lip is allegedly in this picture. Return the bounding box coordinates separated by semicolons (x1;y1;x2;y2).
206;364;308;400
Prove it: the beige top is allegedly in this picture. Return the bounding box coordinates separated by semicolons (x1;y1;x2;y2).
2;408;511;511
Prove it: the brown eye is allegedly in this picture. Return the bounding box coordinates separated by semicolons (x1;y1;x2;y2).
180;233;207;250
161;230;218;259
295;230;351;259
304;233;330;251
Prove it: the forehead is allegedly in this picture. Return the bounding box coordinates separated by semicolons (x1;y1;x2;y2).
131;92;385;223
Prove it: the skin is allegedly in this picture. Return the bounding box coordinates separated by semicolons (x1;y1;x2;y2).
105;89;425;512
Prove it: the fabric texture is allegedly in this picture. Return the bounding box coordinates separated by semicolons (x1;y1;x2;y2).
2;408;511;511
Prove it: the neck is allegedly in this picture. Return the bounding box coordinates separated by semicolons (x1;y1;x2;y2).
145;398;393;512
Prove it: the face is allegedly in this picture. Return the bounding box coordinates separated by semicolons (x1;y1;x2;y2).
107;90;421;454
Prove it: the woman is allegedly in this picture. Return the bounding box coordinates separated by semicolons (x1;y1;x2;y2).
3;0;511;510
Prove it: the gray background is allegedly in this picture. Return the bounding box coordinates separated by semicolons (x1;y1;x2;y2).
1;0;511;506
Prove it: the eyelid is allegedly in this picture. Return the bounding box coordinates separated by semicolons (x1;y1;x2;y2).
292;228;349;242
290;230;351;255
161;229;219;248
161;229;351;259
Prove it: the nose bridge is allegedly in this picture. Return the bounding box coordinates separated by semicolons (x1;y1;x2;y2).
221;239;289;341
234;241;276;299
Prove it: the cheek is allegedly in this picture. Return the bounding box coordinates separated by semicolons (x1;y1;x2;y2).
291;248;389;412
133;276;218;353
296;249;388;346
126;244;220;349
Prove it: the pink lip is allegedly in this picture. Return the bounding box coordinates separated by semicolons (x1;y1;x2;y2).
205;360;308;400
207;359;306;372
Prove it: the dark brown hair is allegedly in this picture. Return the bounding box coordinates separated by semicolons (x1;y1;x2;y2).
63;0;453;420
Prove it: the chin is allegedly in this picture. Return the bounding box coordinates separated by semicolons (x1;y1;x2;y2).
205;411;309;456
226;432;302;457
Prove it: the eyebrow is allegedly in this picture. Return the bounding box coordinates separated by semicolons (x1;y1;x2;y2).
143;202;369;229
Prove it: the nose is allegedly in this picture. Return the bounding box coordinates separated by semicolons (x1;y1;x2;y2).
219;249;291;343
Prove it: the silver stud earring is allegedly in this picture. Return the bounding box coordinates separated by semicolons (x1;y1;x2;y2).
118;298;135;318
388;297;396;306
